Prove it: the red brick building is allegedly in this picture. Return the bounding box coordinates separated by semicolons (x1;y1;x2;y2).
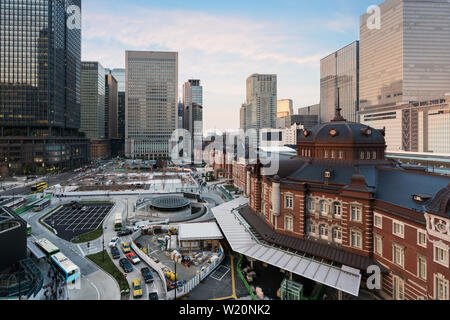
238;109;450;300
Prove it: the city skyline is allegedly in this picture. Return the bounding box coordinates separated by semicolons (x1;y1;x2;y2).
81;0;384;132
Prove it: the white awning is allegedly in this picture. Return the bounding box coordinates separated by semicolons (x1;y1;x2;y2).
212;198;362;297
178;222;224;241
27;239;46;260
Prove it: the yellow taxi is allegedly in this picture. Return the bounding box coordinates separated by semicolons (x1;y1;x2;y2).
132;279;143;299
122;242;131;254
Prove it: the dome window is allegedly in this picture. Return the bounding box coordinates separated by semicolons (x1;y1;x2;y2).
362;127;373;137
329;128;339;137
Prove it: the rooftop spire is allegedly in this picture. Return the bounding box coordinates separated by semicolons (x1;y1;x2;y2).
332;88;346;122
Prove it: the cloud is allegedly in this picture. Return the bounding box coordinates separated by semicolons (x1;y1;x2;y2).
81;5;326;130
324;14;358;33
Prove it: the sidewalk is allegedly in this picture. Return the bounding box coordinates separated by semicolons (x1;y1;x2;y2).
68;270;120;300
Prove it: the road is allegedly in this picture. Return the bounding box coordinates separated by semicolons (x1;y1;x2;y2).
100;197;165;300
22;198;121;300
0;172;79;197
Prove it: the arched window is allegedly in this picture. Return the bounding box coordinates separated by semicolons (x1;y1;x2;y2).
333;202;342;218
308;222;317;236
319;224;329;240
333;227;342;243
319;200;329;216
307;198;316;213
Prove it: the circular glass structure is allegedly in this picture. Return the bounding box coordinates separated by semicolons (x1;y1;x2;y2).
150;196;191;212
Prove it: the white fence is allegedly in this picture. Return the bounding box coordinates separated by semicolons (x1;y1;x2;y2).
130;229;225;300
130;232;168;299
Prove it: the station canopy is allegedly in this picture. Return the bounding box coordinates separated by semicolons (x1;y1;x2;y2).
178;222;224;241
27;239;46;260
212;198;362;297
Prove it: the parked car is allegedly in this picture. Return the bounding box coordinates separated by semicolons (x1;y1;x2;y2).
141;267;154;283
126;252;141;265
132;279;143;299
148;292;159;300
110;246;120;260
109;237;120;248
117;229;133;237
119;258;133;273
81;206;87;212
121;242;131;254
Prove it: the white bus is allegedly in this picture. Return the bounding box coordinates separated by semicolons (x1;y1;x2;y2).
35;238;60;257
50;252;80;284
114;212;123;231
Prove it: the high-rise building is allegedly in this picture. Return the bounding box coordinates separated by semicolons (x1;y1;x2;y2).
320;41;359;123
360;0;450;111
105;74;118;140
105;68;125;156
298;104;320;117
277;99;293;118
183;80;203;139
125;51;178;159
178;101;184;130
245;74;277;144
240;104;247;131
80;62;106;139
0;0;89;174
359;0;450;153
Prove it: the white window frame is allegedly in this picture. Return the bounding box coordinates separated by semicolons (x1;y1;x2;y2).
350;229;362;249
319;200;329;217
319;224;329;240
308;222;317;236
374;234;383;256
307;198;316;213
374;213;383;229
333;227;342;243
392;221;405;239
350;205;362;222
433;244;449;267
434;274;449;300
417;255;427;281
284;195;294;210
393;244;405;268
417;230;427;248
393;276;405;300
284;215;293;232
333;202;342;218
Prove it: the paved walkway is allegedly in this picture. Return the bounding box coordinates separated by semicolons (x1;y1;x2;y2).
68;270;120;300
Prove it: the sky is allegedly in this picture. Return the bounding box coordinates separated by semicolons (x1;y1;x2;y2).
81;0;382;132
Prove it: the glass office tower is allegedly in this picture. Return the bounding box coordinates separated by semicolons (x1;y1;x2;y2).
125;51;178;159
360;0;450;110
0;0;88;174
359;0;450;153
320;41;359;123
106;68;125;155
80;62;106;139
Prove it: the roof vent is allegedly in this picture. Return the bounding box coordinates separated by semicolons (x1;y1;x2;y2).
412;194;432;203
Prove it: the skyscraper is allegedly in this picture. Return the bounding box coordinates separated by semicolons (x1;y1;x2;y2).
0;0;89;174
320;41;359;123
359;0;450;111
359;0;450;153
105;68;125;155
105;73;118;140
80;62;106;139
240;104;247;131
277;99;293;119
125;51;178;159
183;80;203;139
245;74;277;144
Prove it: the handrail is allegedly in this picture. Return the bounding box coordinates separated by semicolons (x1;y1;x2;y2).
236;254;257;300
